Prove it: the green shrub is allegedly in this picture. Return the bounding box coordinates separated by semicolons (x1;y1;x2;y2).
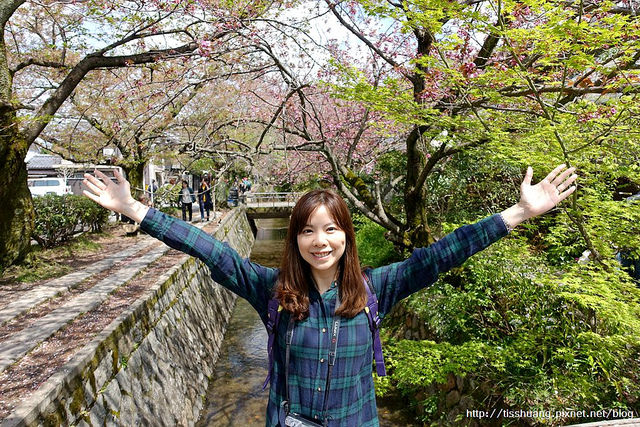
32;194;110;248
353;213;400;268
73;195;110;232
32;194;80;248
377;238;640;425
154;183;181;208
158;206;180;217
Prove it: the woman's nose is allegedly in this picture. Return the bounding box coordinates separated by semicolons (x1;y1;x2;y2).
313;233;328;246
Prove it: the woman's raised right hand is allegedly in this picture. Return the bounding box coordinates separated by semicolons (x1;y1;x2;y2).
83;169;149;223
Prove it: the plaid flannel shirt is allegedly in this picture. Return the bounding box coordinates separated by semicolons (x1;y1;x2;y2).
140;208;508;426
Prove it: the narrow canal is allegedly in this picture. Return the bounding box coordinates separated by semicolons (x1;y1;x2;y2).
196;218;418;426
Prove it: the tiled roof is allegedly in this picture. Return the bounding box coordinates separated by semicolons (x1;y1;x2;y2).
26;154;62;170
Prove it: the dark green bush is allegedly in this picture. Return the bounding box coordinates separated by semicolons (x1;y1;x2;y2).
73;195;110;232
376;238;640;425
32;194;110;248
32;194;80;248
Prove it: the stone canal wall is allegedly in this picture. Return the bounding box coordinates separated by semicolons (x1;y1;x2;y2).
4;208;254;427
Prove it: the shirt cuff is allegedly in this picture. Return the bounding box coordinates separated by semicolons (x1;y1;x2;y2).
139;207;169;239
497;212;514;233
140;207;157;229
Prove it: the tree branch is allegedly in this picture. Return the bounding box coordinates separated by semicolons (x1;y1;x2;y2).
324;0;401;70
24;41;200;145
11;58;68;75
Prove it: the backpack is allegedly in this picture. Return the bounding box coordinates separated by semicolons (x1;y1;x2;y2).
262;273;386;390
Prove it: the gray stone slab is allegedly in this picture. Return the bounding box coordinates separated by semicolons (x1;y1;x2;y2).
0;238;155;326
0;244;169;374
0;221;214;426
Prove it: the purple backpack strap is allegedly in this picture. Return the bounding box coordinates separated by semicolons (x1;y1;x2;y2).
263;275;386;391
263;297;283;390
362;272;387;377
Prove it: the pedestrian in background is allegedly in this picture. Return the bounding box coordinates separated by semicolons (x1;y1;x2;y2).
199;178;213;221
178;180;195;222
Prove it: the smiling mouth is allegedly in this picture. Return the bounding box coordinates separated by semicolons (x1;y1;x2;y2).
311;251;332;259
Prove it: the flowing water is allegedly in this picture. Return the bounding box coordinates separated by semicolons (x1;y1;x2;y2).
196;218;417;426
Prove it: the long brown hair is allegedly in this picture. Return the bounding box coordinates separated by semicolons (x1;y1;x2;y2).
275;189;367;320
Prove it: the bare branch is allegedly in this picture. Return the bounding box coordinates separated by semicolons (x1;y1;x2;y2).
501;84;640;97
324;0;401;70
256;85;309;150
11;58;68;75
346;109;370;169
24;41;200;144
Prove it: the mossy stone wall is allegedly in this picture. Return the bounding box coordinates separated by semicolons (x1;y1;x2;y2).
4;208;254;427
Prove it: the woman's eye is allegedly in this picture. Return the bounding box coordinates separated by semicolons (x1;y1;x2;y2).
327;227;336;232
302;229;312;235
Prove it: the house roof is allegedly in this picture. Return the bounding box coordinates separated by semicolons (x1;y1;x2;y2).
26;154;62;170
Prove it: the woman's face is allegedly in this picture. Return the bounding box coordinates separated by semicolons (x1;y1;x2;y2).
297;204;346;278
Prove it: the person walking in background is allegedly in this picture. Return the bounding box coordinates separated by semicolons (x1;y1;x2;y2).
198;178;213;221
83;164;577;426
178;180;195;222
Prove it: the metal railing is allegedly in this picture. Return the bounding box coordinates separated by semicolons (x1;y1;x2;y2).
243;192;301;207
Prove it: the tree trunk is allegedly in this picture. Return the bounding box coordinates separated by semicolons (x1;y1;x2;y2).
120;161;146;200
0;109;34;269
402;27;435;249
0;4;33;269
0;0;197;268
404;126;433;248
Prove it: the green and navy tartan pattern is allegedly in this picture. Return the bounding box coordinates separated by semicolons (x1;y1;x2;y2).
140;208;508;426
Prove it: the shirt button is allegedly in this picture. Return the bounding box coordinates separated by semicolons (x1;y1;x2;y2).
317;387;322;392
320;358;324;363
322;328;326;333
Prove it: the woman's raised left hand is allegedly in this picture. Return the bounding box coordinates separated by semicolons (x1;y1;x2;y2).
518;164;577;219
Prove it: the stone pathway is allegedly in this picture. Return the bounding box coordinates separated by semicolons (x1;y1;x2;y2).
0;239;155;326
0;209;220;400
0;242;170;373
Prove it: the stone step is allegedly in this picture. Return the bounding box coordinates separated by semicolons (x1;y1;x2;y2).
0;220;209;375
0;238;156;326
0;243;170;374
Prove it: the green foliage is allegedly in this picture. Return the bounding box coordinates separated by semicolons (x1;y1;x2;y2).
288;174;332;193
186;157;224;176
378;238;640;424
32;194;81;248
422;151;524;227
383;340;500;389
352;213;400;268
158;206;180;217
154;183;181;209
32;194;110;248
73;196;110;232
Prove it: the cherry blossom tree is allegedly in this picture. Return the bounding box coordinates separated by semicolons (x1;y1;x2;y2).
40;61;215;195
235;0;639;252
0;0;279;268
